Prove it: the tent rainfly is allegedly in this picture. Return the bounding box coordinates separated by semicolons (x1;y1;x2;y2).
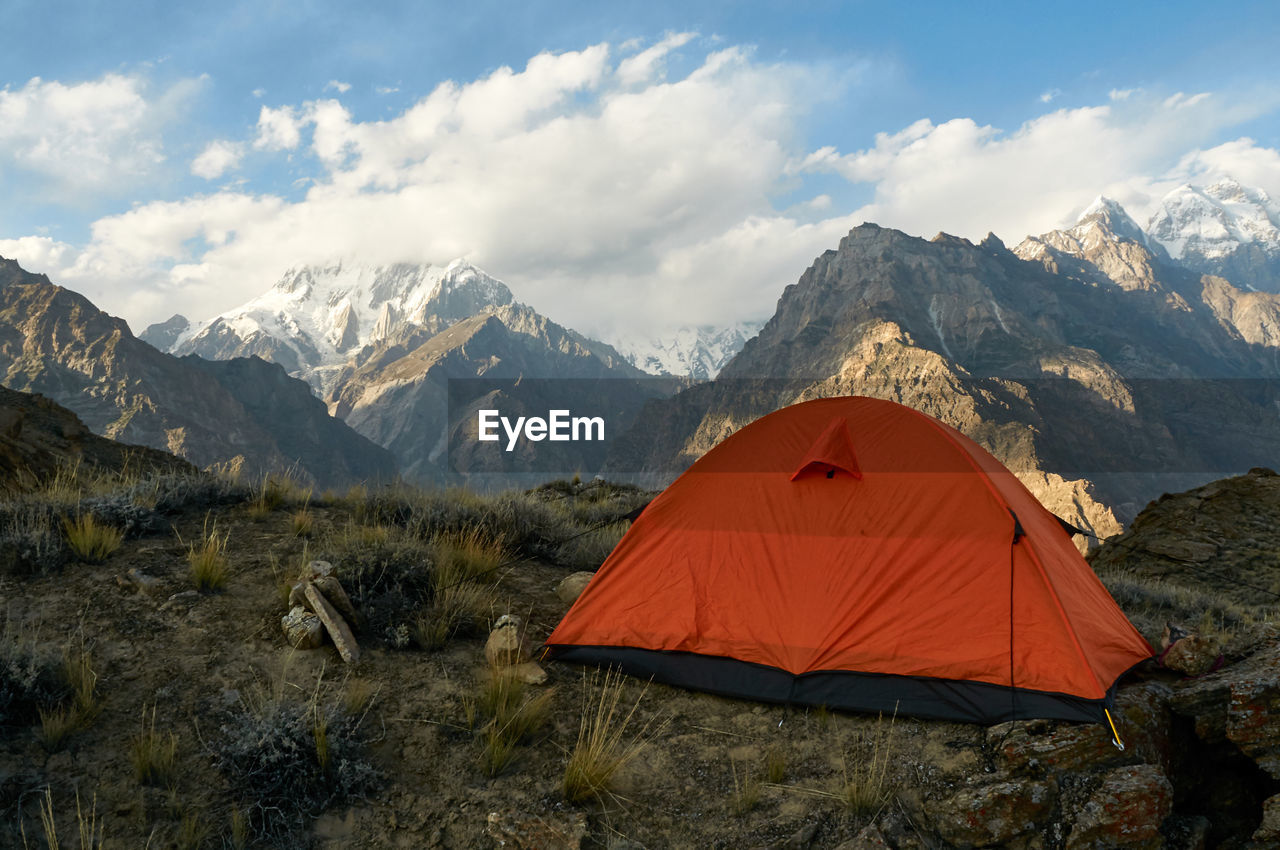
544;397;1154;729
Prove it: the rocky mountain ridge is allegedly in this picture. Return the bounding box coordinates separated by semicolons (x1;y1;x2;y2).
0;257;395;488
609;208;1280;530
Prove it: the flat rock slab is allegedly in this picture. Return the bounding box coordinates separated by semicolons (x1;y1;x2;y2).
305;582;361;664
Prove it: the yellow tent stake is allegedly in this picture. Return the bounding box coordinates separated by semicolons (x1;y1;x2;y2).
1104;708;1125;751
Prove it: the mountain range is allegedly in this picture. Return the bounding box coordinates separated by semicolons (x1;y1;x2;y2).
608;186;1280;534
6;175;1280;512
143;260;658;483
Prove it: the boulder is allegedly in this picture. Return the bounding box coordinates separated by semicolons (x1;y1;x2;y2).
990;682;1174;776
1064;764;1172;849
555;571;595;605
1162;634;1222;677
1172;640;1280;775
281;605;324;649
1253;793;1280;843
932;778;1056;847
485;614;531;667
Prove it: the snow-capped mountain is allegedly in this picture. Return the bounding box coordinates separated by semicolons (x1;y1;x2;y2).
160;259;514;394
610;321;765;380
1147;177;1280;292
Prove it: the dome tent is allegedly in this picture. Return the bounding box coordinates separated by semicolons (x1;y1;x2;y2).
544;397;1153;727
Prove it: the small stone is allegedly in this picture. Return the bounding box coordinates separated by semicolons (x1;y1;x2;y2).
304;583;361;663
510;662;547;685
313;575;359;629
282;605;325;650
307;559;334;580
485;809;586;850
485;614;531;667
159;589;200;610
288;582;307;609
556;571;595;605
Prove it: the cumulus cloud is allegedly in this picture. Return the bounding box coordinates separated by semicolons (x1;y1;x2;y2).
0;72;202;196
254;104;302;150
325;80;351;93
191;139;243;179
801;89;1280;242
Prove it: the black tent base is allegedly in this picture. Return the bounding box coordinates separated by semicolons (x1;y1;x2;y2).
546;645;1117;725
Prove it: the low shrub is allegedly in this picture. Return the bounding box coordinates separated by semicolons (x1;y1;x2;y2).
0;635;70;728
212;689;378;841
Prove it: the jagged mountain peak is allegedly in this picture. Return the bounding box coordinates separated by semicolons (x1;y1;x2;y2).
1074;196;1151;246
610;321;765;380
170;258;518;393
1146;177;1280;291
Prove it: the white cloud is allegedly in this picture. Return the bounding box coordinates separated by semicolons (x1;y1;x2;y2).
254;104;302;150
616;32;697;86
0;72;202;196
252;87;266;98
1039;88;1061;104
325;80;352;93
801;89;1280;242
191;139;243;179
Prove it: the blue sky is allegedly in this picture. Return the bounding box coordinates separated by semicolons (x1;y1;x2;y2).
2;1;1279;338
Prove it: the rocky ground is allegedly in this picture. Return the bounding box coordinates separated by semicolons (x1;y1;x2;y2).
3;467;1280;849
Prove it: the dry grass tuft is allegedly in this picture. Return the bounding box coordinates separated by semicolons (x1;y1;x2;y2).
839;710;898;815
61;514;123;564
431;527;508;586
184;514;230;591
473;664;555;777
21;786;105;850
129;705;178;788
730;757;762;815
291;508;314;538
562;668;665;803
35;648;98;752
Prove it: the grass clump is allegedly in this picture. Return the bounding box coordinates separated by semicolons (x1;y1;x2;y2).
291;507;314;538
212;678;378;842
183;514;230;592
36;648;99;751
730;757;762;815
839;710;898;815
61;513;123;564
129;705;178;788
562;668;664;803
413;581;494;650
474;665;554;777
0;504;68;575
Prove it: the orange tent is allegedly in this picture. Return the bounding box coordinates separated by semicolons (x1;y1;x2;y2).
545;397;1153;724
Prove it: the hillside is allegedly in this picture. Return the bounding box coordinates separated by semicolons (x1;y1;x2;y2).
0;257;396;489
5;456;1280;848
